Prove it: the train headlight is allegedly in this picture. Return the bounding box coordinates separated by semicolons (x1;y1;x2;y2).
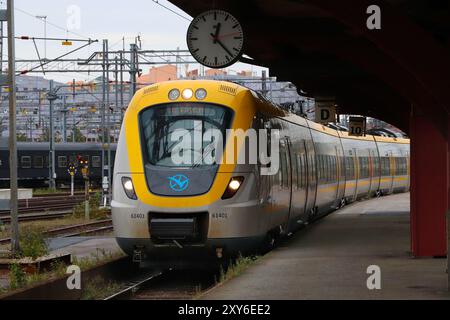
182;88;193;100
195;88;207;100
222;176;244;200
121;177;137;200
168;89;180;100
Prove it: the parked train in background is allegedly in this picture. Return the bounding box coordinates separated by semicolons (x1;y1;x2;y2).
0;138;117;188
111;80;410;262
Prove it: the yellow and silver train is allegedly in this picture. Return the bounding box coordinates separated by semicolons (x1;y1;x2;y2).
111;80;410;261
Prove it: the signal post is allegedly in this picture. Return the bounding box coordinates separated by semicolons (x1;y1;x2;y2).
68;163;77;196
79;157;90;220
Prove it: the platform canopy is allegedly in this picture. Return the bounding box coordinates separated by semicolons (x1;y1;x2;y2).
170;0;450;135
170;0;450;258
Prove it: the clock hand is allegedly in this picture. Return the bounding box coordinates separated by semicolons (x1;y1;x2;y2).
216;31;241;40
215;38;233;57
210;23;222;44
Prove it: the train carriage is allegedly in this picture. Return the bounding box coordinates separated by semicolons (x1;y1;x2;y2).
111;80;410;262
0;138;116;187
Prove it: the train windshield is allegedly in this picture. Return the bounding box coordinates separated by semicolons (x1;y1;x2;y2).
140;103;233;167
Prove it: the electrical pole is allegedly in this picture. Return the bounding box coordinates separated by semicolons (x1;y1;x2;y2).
0;19;3;75
47;80;57;189
114;56;118;141
101;39;111;207
119;50;124;124
261;70;267;97
6;0;19;255
72;111;76;143
62;95;67;142
129;43;138;96
106;40;112;206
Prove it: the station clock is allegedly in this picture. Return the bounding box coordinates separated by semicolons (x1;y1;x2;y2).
187;10;244;69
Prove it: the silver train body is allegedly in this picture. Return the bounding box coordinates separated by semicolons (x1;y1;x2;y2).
111;80;410;261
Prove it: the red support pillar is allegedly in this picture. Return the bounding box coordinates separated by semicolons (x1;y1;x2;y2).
410;111;447;257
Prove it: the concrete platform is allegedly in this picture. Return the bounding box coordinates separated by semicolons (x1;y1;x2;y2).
50;236;122;259
0;189;32;200
203;193;450;300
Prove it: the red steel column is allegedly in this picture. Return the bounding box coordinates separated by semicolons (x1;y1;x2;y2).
410;111;447;257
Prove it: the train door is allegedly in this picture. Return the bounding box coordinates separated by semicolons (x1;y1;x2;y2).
334;146;341;203
290;140;309;227
284;137;296;232
274;137;292;233
388;151;395;194
305;139;317;218
353;148;359;201
367;149;374;197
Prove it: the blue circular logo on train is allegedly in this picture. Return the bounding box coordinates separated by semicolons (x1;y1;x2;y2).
168;174;190;192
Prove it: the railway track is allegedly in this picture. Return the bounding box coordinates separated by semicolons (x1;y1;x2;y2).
0;210;72;223
104;268;218;300
0;194;89;217
0;219;113;245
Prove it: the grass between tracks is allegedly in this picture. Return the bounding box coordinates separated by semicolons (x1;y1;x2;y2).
0;248;125;295
33;188;68;195
0;217;88;239
80;276;123;300
0;190;116;296
0;192;110;240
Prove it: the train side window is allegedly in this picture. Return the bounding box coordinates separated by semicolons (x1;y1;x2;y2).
331;156;337;182
359;157;365;179
347;157;354;180
280;151;288;188
21;156;31;168
380;157;386;176
316;155;322;182
58;156;67;168
34;156;44;168
92;156;101;168
373;155;380;177
321;155;326;183
330;156;334;182
316;155;320;182
326;155;330;182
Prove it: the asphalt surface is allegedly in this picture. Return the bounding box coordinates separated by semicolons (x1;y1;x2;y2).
202;193;450;300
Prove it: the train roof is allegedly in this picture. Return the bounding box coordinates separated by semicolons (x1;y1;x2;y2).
135;80;409;145
0;138;117;151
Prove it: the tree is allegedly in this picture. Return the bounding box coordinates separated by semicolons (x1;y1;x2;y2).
37;128;49;142
67;127;86;142
17;133;27;142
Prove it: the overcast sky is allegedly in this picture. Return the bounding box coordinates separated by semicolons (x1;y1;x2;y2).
9;0;267;83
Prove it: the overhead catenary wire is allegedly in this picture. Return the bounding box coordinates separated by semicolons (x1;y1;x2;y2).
17;39;98;76
151;0;192;22
15;6;92;40
1;35;95;42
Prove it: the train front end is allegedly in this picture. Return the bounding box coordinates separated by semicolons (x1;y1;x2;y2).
112;80;265;262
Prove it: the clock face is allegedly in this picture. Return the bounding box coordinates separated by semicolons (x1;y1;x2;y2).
187;10;244;69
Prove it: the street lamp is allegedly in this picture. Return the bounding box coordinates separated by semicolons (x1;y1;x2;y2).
35;15;47;59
